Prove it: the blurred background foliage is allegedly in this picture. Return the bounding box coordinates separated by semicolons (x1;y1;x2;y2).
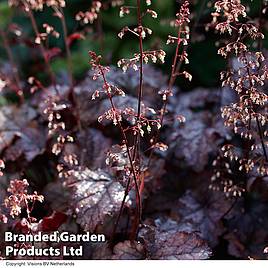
0;0;267;92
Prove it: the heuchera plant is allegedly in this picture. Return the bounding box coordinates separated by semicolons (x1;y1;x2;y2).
209;0;268;198
89;0;191;240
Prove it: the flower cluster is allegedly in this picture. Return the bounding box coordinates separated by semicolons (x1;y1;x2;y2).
8;0;43;11
213;0;246;26
46;0;65;8
212;0;268;181
117;50;166;72
164;0;191;85
75;1;102;24
175;0;190;27
89;51;150;130
57;152;79;179
117;3;165;73
34;23;60;44
209;155;245;198
157;0;191;118
89;52;121;124
43;96;74;156
4;179;44;218
8;0;65;11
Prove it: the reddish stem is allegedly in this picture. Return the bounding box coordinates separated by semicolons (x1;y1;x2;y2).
127;0;145;239
98;66;141;239
57;6;82;131
147;26;182;166
132;0;144;164
26;5;59;95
